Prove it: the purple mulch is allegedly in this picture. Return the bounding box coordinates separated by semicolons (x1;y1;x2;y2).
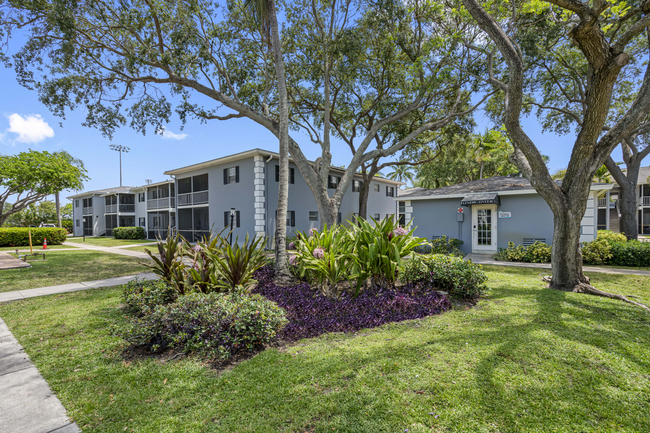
252;266;452;341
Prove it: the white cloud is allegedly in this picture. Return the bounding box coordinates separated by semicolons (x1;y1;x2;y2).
7;113;55;144
157;127;187;140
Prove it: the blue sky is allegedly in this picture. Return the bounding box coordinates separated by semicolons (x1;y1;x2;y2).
0;63;646;205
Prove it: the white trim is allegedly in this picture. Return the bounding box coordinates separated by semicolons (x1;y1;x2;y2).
472;204;498;254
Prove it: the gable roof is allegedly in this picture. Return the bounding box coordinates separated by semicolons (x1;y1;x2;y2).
397;176;613;201
67;186;136;199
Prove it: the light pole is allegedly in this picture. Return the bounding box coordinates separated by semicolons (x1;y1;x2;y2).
109;144;130;187
229;208;235;246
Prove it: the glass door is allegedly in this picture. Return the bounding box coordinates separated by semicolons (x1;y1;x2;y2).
472;205;497;252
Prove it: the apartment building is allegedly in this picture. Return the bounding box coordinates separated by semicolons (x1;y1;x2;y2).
69;149;403;244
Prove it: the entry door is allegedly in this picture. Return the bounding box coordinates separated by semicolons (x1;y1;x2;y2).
472;205;497;253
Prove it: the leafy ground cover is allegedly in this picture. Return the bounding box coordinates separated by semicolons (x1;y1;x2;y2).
0;244;78;251
0;266;648;431
66;237;156;247
253;266;451;341
0;250;150;292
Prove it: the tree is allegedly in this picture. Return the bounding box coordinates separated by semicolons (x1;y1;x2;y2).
386;165;415;185
61;203;73;220
4;200;57;227
552;165;613;183
462;0;650;306
0;150;88;226
53;150;86;228
0;0;488;229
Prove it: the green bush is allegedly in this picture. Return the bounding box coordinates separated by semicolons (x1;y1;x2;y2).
0;227;67;246
494;242;533;262
582;238;612;265
118;290;287;361
609;241;650;267
62;220;73;234
414;236;464;257
400;254;487;300
596;230;628;244
525;241;552;263
113;226;146;239
120;278;178;316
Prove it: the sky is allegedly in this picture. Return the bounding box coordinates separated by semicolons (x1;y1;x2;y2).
0;59;647;206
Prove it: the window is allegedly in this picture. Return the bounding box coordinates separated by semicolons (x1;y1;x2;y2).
275;210;296;227
374;183;380;192
138;193;145;202
223;210;241;228
75;200;79;208
386;186;395;197
386;213;394;220
139;217;146;227
224;167;239;184
309;211;319;221
374;213;380;220
275;165;295;184
352;180;362;192
178;177;192;194
337;212;342;224
76;219;80;227
328;175;340;189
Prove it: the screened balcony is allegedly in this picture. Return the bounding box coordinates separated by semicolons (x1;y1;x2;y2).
177;174;209;207
147;183;176;210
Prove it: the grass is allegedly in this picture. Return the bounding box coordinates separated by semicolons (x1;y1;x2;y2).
0;244;78;251
0;250;150;292
123;245;156;253
0;266;649;432
66;237;156;247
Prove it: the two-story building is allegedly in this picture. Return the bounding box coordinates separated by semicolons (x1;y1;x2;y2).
595;166;650;236
69;149;403;245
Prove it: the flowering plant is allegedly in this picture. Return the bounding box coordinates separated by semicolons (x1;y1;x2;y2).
312;247;325;259
309;227;318;237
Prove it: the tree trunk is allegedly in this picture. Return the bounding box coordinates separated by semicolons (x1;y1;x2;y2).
268;0;295;286
55;192;62;228
358;181;370;221
606;155;640;240
549;203;591;291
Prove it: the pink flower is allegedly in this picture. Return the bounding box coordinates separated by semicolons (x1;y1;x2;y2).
288;242;295;250
313;248;325;259
309;228;318;236
289;255;298;266
393;227;408;237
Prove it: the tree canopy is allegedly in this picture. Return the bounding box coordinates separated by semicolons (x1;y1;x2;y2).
0;150;88;225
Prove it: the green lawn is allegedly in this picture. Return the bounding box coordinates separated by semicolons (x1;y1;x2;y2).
0;250;150;292
0;244;78;252
0;266;648;432
123;245;156;253
66;237;157;247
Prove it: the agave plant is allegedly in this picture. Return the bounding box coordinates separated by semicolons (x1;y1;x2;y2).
143;230;189;294
207;233;267;292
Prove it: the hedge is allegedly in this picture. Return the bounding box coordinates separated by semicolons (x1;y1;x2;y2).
113;226;146;240
0;227;68;247
609;241;650;267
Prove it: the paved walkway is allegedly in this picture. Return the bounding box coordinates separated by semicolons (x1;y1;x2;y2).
0;272;158;304
63;241;150;259
0;317;80;433
466;254;650;277
0;252;32;270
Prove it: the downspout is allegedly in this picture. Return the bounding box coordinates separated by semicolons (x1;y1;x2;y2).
265;154;273;250
170;175;177;237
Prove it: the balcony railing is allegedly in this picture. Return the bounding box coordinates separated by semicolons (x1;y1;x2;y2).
119;204;135;213
598;197;608;207
82;207;93;215
105;204;117;213
178;191;209;207
148;198;171;210
641;196;650;206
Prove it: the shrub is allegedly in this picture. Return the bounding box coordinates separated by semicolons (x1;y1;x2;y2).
207;233;267;291
0;227;67;246
144;231;188;293
120;278;177;316
525;241;552;263
62;220;73;234
609;241;650;267
400;254;487;300
253;266;451;341
596;230;628;244
414;236;464;257
494;242;528;262
118;290;287;361
113;226;146;239
582;238;612;265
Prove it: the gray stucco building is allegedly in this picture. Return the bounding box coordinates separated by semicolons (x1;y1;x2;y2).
396;177;613;255
69;149;403;245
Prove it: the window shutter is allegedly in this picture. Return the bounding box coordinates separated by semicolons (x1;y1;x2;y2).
290;168;295;184
235;166;239;183
223;168;228;185
275;165;279;182
224;211;229;227
236;210;241;227
338;212;342;224
290;211;295;227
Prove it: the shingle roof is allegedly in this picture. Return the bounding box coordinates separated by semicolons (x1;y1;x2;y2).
67;186;136;199
398;177;534;198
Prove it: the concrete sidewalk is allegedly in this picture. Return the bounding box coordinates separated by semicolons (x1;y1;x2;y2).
0;272;158;304
0;317;80;433
63;241;150;259
466;254;650;277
